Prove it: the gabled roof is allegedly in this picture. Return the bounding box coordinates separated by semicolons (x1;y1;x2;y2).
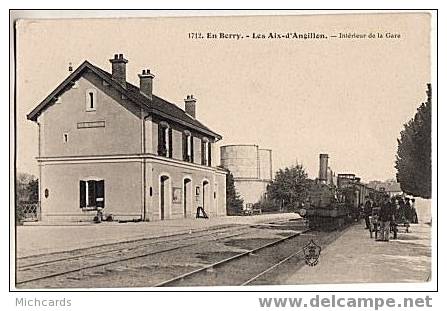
26;60;222;140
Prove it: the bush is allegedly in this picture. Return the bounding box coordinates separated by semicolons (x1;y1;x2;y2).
266;164;311;210
16;173;39;203
15;203;26;225
218;166;244;215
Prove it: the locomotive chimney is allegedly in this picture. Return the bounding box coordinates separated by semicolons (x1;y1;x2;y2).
319;153;329;183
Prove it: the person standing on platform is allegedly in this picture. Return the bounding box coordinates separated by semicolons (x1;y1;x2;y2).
378;197;394;242
357;203;363;222
411;198;419;224
397;197;405;223
364;197;372;230
390;197;398;239
401;197;412;232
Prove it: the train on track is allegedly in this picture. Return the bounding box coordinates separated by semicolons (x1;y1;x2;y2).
298;154;388;230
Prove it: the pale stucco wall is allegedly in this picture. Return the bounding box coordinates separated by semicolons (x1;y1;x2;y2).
40;158;226;222
40;161;142;222
39;73;143;157
35;70;226;222
147;160;226;220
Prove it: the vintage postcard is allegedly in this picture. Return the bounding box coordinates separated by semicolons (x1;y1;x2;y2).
11;10;435;294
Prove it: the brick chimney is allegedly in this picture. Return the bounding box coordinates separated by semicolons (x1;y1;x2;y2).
138;69;155;100
109;53;128;87
184;95;197;118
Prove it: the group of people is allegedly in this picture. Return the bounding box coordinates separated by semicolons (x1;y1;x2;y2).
361;195;418;242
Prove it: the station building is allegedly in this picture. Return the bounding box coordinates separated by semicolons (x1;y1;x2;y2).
27;54;227;222
220;145;272;206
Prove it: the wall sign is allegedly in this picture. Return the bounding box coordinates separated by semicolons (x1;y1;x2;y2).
172;187;182;204
77;121;106;129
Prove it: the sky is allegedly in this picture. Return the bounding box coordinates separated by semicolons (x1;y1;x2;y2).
15;12;431;182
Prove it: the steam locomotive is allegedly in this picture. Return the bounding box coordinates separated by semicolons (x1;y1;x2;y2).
298;154;387;230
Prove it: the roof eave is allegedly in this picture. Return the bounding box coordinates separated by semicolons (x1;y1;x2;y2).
148;107;222;140
26;60;223;140
27;60;92;122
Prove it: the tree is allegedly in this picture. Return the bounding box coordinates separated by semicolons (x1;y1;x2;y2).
395;83;431;199
267;164;312;211
219;167;244;215
16;172;39;225
16;172;39;203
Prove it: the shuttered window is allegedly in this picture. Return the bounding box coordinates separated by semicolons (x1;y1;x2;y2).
87;180;96;207
168;127;173;158
207;142;212;167
158;122;172;157
80;180;86;208
182;132;187;161
201;139;212;166
80;179;105;208
183;132;193;162
157;123;167;156
96;180;105;208
201;141;206;165
157;123;165;155
190;136;194;163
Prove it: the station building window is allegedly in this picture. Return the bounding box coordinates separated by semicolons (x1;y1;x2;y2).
201;138;212;167
157;121;172;158
85;88;97;111
80;179;104;209
183;130;194;162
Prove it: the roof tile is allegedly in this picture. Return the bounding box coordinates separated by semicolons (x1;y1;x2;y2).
27;61;222;140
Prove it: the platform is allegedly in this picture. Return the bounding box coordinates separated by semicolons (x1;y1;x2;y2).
285;222;431;284
15;213;299;258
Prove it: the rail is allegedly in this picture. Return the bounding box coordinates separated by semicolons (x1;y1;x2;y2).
154;229;310;287
16;226;256;285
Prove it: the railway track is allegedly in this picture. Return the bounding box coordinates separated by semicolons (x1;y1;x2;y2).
154;229;310;287
16;218;338;288
242;226;348;286
155;225;348;287
18;223;247;265
16;225;257;286
17;224;249;269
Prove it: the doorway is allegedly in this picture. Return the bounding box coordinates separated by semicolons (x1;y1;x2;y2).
202;180;210;213
160;175;170;220
183;178;192;218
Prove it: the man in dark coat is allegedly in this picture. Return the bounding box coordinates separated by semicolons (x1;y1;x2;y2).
364;197;372;230
397;198;406;223
404;198;412;222
378;197;395;241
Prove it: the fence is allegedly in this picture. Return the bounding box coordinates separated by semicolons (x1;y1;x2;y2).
16;202;39;223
